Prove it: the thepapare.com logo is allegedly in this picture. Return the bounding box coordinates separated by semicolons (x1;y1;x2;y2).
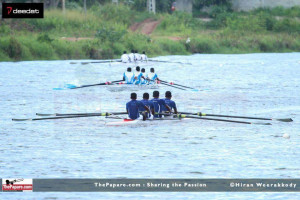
2;3;44;18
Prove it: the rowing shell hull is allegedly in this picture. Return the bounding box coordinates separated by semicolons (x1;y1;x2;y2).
106;84;163;92
105;117;186;126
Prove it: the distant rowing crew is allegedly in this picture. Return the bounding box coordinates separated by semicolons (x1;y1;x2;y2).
121;50;148;63
126;91;178;120
123;66;159;85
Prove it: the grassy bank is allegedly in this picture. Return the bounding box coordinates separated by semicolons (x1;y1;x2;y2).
0;4;300;61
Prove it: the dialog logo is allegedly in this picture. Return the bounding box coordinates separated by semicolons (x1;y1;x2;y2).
2;178;33;192
2;3;44;18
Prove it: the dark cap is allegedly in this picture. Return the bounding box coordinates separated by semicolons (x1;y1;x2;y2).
141;68;145;73
127;67;131;72
142;51;145;54
123;51;127;54
165;91;172;98
131;93;137;99
131;50;134;53
143;93;149;99
150;68;155;73
153;91;159;98
136;66;140;71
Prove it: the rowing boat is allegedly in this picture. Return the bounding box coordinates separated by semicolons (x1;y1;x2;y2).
106;82;164;92
105;115;186;126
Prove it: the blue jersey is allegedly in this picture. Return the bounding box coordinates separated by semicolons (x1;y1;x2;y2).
139;99;154;118
126;100;145;120
151;98;167;118
161;98;176;112
123;72;135;84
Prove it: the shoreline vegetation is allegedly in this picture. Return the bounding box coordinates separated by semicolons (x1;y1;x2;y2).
0;4;300;61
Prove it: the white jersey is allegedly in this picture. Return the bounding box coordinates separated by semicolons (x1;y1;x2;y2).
148;72;158;84
134;53;141;61
121;54;130;63
123;72;135;84
128;53;135;63
141;72;148;84
141;54;148;62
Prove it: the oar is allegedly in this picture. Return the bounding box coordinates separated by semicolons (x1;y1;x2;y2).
160;80;197;90
68;80;123;89
179;112;293;122
148;59;192;65
177;114;272;125
12;112;127;121
159;82;186;91
36;112;127;117
70;60;121;64
81;60;122;65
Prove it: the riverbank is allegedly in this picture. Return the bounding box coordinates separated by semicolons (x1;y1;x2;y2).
1;4;300;61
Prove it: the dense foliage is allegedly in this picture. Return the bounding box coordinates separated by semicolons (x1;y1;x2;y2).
0;4;299;61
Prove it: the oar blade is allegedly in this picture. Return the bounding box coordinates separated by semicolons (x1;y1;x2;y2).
53;87;64;90
12;118;32;121
276;118;293;122
252;122;272;125
36;113;56;116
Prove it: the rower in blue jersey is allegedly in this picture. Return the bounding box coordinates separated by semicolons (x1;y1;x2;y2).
161;91;178;114
139;93;155;119
134;66;142;85
123;67;135;84
148;68;160;84
126;93;150;120
140;68;148;84
151;91;171;118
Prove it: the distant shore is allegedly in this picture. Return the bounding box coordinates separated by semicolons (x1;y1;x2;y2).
1;4;300;61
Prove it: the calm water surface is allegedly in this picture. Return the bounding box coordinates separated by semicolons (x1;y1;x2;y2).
0;53;300;199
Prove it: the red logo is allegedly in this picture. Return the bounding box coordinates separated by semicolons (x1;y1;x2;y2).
7;7;13;15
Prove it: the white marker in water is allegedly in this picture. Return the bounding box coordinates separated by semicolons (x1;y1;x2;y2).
283;133;290;139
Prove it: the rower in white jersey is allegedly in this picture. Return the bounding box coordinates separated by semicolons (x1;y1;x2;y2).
140;68;148;84
123;67;135;84
121;51;130;63
128;50;135;63
134;50;141;62
147;68;160;84
141;51;148;62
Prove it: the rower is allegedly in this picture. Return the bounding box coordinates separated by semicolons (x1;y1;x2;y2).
123;67;135;84
126;93;150;120
134;66;142;85
141;51;148;62
148;68;160;84
134;50;141;61
139;93;155;119
162;91;178;114
151;91;171;118
128;50;135;63
141;68;148;84
121;51;129;63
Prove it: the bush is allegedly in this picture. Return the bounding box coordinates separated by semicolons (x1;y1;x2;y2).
157;39;188;55
37;34;54;43
7;37;23;60
95;25;127;43
0;50;11;61
273;18;300;34
189;37;217;53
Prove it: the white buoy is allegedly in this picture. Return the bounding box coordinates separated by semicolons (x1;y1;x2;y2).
283;133;290;139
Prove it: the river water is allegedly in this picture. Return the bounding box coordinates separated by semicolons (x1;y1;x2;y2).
1;53;300;199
